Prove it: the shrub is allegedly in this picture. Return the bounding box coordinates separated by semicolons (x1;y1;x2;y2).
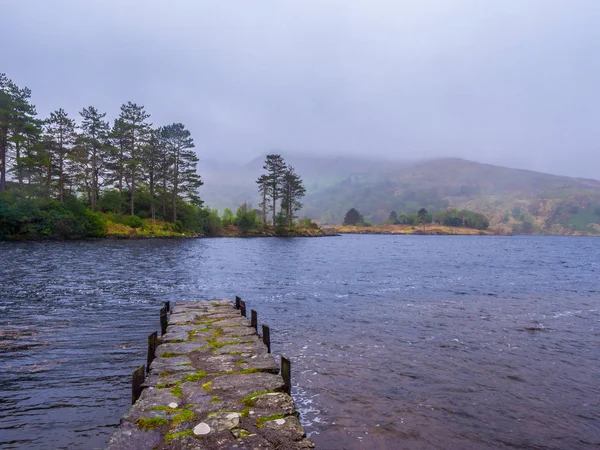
124;215;144;229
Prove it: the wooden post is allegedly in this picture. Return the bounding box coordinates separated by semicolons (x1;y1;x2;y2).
240;300;246;318
251;309;258;332
235;296;241;310
281;356;291;395
132;364;145;404
147;331;158;372
160;306;168;336
262;324;271;353
164;301;170;313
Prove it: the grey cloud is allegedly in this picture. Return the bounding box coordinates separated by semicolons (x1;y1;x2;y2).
1;0;599;178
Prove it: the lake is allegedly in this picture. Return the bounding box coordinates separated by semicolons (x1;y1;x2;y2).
0;235;598;449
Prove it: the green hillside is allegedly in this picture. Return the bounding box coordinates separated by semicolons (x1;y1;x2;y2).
199;156;600;235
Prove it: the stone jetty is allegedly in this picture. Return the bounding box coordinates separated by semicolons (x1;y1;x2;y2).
107;300;314;449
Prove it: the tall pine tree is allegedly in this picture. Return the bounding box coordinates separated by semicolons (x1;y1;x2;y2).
45;108;76;201
162;123;202;222
256;174;269;224
76;106;109;211
0;74;14;192
262;154;286;225
281;166;306;226
118;102;151;215
143;127;167;220
7;83;40;189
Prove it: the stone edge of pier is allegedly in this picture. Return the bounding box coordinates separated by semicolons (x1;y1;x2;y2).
107;299;315;450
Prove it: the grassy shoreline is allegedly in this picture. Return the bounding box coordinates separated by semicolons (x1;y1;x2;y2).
323;224;498;236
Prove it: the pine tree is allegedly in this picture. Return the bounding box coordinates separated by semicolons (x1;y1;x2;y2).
143;127;167;220
0;74;14;192
118;102;151;215
45;108;76;201
256;174;269;224
281;166;306;226
263;154;287;225
106;118;130;209
76;106;109;211
161;123;202;222
7;83;40;189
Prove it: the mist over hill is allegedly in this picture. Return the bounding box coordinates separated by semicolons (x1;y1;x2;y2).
199;155;600;235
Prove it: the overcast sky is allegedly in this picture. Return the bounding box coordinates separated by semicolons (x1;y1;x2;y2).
2;0;599;179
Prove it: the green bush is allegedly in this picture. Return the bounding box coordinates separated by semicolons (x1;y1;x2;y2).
124;215;144;229
0;194;107;240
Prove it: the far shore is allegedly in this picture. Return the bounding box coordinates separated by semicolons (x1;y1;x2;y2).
323;224;499;236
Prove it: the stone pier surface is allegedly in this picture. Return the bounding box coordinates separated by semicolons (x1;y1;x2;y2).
107;300;314;450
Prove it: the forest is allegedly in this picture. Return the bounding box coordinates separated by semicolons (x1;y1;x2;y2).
0;73;314;239
0;73;209;239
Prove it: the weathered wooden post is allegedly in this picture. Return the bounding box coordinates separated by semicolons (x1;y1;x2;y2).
160;306;168;336
235;296;241;310
164;301;170;313
147;332;158;372
281;356;291;395
251;309;258;331
240;300;246;318
131;364;145;404
262;324;271;353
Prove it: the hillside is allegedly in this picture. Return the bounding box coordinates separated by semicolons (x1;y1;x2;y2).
199;155;600;235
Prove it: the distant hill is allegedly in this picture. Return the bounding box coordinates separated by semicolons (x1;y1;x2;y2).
199;155;600;235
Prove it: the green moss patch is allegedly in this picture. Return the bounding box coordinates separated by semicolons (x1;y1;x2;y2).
172;409;194;426
171;383;183;398
165;429;194;441
257;414;286;428
148;405;175;412
184;370;207;382
242;390;279;406
201;381;212;391
136;417;169;431
161;352;183;358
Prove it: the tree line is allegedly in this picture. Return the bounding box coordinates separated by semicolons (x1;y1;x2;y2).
344;207;489;230
256;154;306;227
0;73;202;225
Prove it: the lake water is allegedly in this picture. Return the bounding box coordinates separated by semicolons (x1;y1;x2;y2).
0;236;598;449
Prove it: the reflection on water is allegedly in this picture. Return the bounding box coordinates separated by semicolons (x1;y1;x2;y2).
0;236;599;449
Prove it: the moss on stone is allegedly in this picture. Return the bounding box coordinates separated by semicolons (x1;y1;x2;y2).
210;341;239;350
161;352;182;358
242;390;279;406
171;383;182;398
136;417;169;431
171;409;194;426
184;370;207;382
148;405;174;412
165;429;194;441
236;429;251;438
210;395;221;403
201;381;212;391
257;414;286;428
